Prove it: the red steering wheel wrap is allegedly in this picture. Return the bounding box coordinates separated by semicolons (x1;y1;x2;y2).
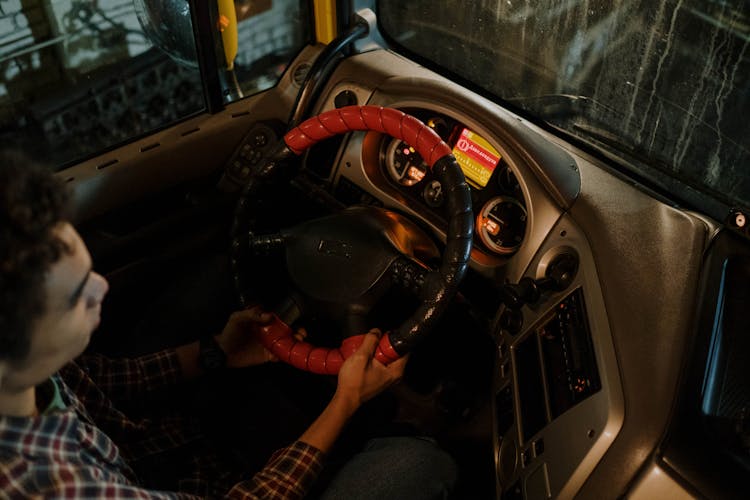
285;105;452;167
255;315;401;375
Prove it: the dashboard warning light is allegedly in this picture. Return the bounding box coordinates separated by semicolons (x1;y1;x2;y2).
407;166;425;182
483;218;500;235
573;377;587;393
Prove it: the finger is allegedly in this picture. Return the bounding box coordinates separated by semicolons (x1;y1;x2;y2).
242;306;273;323
387;354;409;377
357;329;381;357
293;327;308;342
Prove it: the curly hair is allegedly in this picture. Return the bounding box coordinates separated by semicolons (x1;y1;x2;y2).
0;151;71;363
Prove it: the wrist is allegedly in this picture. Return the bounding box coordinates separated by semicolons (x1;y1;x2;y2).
299;391;358;453
330;391;360;418
214;332;229;354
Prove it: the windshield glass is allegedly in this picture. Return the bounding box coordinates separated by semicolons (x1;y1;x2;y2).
378;0;750;216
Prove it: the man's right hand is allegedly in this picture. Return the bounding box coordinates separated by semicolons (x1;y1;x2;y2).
298;328;408;453
333;329;408;416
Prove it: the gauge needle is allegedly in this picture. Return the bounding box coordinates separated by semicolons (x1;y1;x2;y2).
488;213;506;226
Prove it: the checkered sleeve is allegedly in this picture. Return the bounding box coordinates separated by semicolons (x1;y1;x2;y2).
0;455;196;499
73;351;182;405
226;441;324;499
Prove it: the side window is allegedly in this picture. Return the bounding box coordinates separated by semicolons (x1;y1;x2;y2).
227;0;312;102
1;0;203;169
0;0;312;170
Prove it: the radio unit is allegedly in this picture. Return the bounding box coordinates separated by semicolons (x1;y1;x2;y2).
516;288;601;443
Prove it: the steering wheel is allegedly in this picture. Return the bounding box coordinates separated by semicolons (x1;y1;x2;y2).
231;106;473;374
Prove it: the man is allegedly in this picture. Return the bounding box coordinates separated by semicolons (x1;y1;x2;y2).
0;152;456;498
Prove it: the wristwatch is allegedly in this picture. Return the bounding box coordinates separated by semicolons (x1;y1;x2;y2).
199;335;227;372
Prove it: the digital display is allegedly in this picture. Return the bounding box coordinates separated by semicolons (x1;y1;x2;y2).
451;128;501;188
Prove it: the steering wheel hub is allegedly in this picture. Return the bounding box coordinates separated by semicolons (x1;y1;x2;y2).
283;206;439;302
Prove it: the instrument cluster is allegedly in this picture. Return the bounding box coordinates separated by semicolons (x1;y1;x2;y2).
379;110;528;257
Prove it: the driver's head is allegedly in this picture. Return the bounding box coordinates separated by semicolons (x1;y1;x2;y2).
0;151;108;391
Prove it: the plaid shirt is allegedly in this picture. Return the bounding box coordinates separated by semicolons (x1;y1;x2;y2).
0;350;324;499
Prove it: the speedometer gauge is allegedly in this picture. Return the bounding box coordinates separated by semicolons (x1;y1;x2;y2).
385;139;428;186
476;196;527;255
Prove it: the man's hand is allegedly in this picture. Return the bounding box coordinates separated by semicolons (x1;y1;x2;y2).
215;306;277;368
333;329;408;415
299;328;408;453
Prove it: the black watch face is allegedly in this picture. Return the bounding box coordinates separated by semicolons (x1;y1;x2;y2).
201;348;226;371
200;337;227;371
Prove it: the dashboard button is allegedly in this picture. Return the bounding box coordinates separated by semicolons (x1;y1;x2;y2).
422;180;445;207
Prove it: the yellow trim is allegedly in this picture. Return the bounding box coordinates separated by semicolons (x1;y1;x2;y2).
217;0;238;70
313;0;337;44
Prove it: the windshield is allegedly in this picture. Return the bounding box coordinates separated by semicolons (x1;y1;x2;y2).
378;0;750;216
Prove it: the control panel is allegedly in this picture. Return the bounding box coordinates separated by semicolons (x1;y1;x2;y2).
218;121;283;191
517;289;600;443
495;284;617;499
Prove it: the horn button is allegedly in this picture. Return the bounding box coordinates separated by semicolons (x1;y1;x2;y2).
282;206;437;303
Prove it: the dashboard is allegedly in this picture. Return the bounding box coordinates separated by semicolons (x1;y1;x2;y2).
298;48;714;499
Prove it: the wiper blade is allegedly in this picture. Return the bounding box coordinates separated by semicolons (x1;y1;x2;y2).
507;93;634;154
506;94;621;121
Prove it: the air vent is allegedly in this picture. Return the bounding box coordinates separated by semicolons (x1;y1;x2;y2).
292;62;311;87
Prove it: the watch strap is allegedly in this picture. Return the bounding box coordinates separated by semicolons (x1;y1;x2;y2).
199;335;227;372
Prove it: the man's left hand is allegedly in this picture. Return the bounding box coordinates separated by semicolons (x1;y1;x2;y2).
215;306;277;368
